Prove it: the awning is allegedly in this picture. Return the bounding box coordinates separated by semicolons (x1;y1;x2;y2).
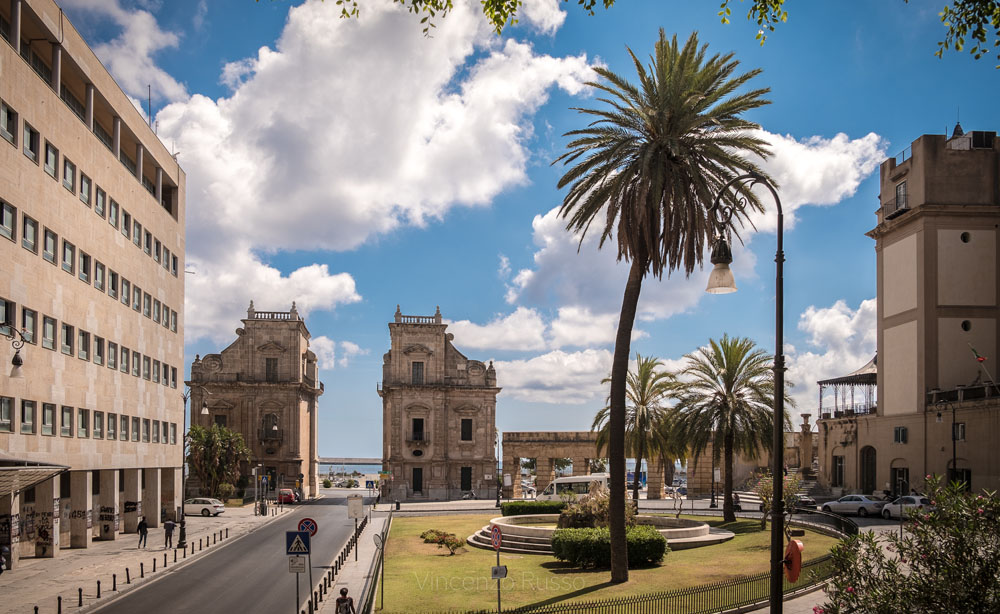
0;453;69;498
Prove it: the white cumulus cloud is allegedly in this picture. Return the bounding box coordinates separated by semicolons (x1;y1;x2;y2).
310;336;368;370
495;348;613;404
447;307;548;351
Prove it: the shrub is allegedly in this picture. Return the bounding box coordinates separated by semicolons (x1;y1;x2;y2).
420;529;464;555
557;481;637;529
551;525;667;568
500;501;566;516
322;479;332;489
217;483;236;503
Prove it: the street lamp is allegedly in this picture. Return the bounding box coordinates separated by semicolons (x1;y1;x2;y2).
707;171;786;614
496;431;502;508
710;452;718;509
936;400;957;483
4;326;28;378
177;390;209;550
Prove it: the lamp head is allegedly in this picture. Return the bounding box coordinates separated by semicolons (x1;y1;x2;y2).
705;236;737;294
200;401;209;415
9;349;24;379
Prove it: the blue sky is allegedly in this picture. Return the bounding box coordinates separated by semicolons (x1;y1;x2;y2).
61;0;1000;457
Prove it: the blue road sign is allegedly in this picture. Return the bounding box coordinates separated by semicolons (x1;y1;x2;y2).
365;480;375;489
286;530;311;555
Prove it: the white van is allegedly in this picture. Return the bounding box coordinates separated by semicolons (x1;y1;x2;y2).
536;474;609;501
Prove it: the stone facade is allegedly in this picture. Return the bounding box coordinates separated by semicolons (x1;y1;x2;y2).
1;0;185;567
379;307;499;501
501;431;599;498
188;303;323;498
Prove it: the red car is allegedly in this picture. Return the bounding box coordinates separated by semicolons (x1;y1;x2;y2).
277;488;295;504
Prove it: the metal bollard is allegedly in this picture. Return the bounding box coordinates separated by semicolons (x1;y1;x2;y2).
226;528;229;538
213;533;217;545
140;562;145;578
174;549;177;563
314;589;318;604
126;568;131;584
164;553;168;567
183;545;187;558
57;596;62;614
79;588;83;607
153;558;157;572
199;538;202;550
97;580;101;598
113;574;117;591
34;607;38;614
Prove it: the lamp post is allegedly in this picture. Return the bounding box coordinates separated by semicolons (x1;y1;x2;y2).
177;389;208;550
496;431;502;508
706;171;786;614
710;453;718;508
4;326;28;379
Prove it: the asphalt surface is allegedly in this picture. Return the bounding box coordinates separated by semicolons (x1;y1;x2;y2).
93;491;372;614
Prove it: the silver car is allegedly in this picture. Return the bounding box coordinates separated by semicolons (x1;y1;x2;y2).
881;496;934;519
821;494;886;517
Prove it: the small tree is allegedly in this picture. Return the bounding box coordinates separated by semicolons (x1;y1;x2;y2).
217;482;236;503
817;475;1000;614
187;424;252;498
752;470;802;529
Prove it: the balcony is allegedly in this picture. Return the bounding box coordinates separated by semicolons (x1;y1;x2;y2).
406;433;429;446
819;403;877;420
926;383;1000;406
882;196;909;220
258;428;284;442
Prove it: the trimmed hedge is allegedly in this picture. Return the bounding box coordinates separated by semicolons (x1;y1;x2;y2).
500;501;566;516
551;525;667;568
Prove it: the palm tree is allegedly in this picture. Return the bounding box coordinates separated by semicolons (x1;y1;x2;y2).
672;335;792;523
554;30;771;582
593;354;674;503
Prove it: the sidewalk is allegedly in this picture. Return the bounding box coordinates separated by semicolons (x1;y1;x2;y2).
318;513;387;614
0;503;292;614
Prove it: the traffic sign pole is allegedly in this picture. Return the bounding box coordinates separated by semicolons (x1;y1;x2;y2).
491;525;503;613
298;519;318;607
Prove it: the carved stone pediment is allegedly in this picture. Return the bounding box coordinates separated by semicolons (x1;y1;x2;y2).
403;344;433;356
207;399;236;411
257;341;287;355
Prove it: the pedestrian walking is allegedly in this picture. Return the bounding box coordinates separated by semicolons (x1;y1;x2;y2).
335;587;356;614
163;518;176;549
137;517;149;549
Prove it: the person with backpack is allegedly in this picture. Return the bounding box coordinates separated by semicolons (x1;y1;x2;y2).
335;587;356;614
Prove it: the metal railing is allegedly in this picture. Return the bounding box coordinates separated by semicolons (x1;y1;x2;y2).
894;145;911;165
881;196;908;219
361;512;393;613
258;428;283;442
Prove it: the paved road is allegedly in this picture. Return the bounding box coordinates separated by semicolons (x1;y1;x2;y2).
94;491;372;614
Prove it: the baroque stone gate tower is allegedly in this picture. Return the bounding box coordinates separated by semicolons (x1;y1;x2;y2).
379;306;499;501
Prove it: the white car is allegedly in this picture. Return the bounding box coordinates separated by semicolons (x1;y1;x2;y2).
821;494;886;517
184;498;225;517
881;496;934;519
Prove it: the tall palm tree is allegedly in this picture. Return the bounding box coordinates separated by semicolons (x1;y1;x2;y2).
554;30;771;582
672;335;792;523
593;354;674;503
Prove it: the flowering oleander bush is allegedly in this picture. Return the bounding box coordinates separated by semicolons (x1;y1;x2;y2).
817;475;1000;614
420;529;464;555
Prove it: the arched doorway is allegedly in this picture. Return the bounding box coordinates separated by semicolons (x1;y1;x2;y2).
860;446;877;494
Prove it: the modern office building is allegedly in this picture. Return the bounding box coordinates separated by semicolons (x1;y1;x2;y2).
818;126;1000;496
379;306;500;501
187;302;323;498
0;0;185;566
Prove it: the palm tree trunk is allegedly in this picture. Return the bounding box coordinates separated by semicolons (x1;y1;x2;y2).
608;257;646;583
723;428;735;523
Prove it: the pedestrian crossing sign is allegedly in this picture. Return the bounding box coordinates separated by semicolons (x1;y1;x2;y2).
286;530;311;555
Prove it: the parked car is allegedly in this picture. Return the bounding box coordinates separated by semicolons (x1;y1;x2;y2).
536;474;609;501
881;496;934;519
821;494;886;517
184;498;225;517
759;494;817;513
277;488;296;504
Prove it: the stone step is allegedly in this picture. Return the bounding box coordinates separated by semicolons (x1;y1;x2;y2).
466;533;553;554
476;526;551;545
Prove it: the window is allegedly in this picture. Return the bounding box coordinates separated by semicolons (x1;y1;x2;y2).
108;270;118;299
23;122;39;162
78;251;91;283
154;238;161;263
894;426;908;444
43;141;58;177
0;397;11;432
94;411;104;439
170;423;177;444
170;310;177;333
0;100;15;145
152;360;160;383
79;173;91;205
895;181;907;210
121;415;129;441
131;417;140;441
142;419;150;443
21;308;36;344
832;455;845;487
0;297;11;336
62;158;76;192
120;279;130;306
107;342;117;369
411;418;425;441
94;262;105;291
171;366;178;389
0;200;13;241
133;285;141;312
143;292;151;318
132;351;140;377
43;228;56;263
77;408;89;438
61;323;74;355
42;403;54;435
411;361;424;385
152;420;160;443
144;230;152;255
109;199;119;229
77;330;90;360
95;187;106;218
265;358;278;382
133;220;141;247
22;215;37;252
142;355;151;380
94;337;104;366
163;247;170;270
214;414;227;427
122;210;131;239
120;346;129;373
461;418;473;441
171;255;178;276
161;304;170;328
61;240;75;274
61;406;73;437
107;413;116;439
20;400;35;434
42;316;56;350
953;422;966;442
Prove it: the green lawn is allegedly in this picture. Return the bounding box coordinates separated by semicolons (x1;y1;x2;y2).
378;514;840;613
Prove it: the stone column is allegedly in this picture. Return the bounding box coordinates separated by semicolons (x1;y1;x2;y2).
97;470;119;540
646;457;663;499
0;492;20;569
11;1;22;56
112;117;121;160
800;414;814;474
572;457;589;476
50;44;61;91
536;458;555;495
122;469;141;533
502;456;517;499
69;471;93;548
85;84;94;130
34;476;60;558
161;467;180;521
142;468;160;527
